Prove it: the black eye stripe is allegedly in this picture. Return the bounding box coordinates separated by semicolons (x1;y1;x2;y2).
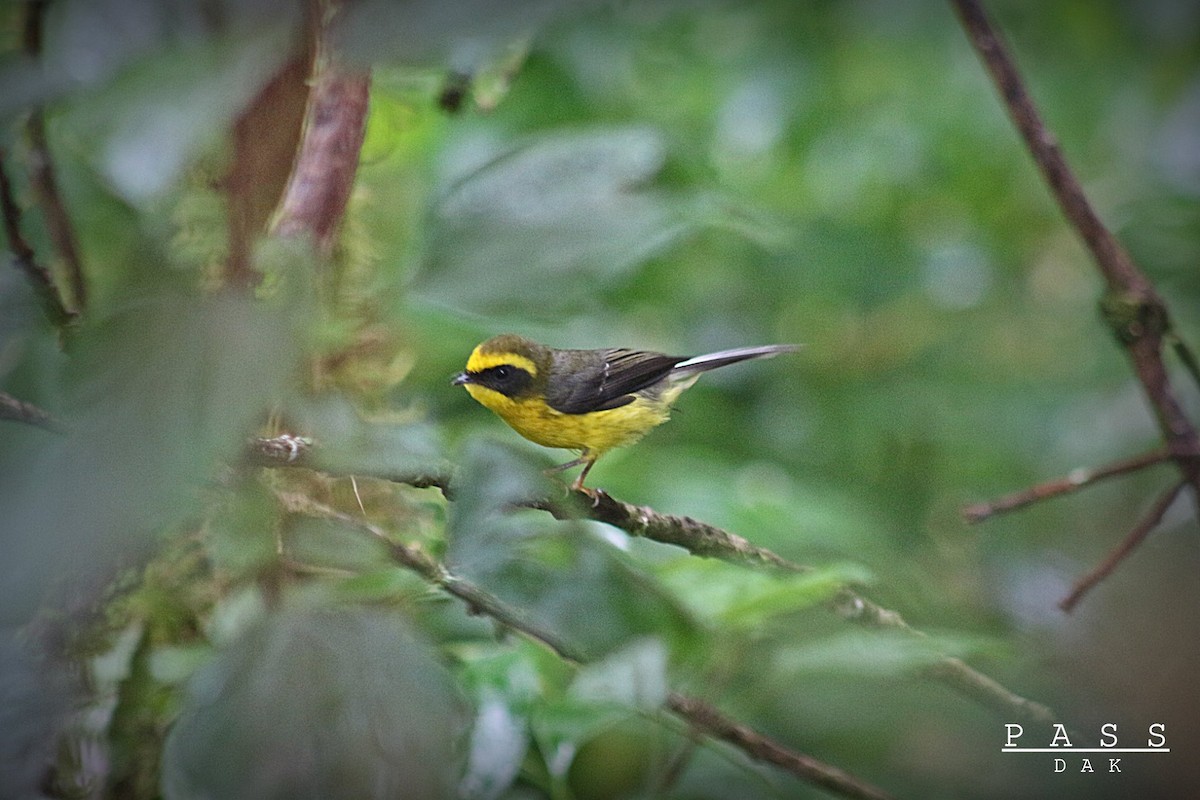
477;365;522;379
471;364;534;397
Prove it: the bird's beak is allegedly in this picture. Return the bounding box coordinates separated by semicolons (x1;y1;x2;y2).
451;372;473;387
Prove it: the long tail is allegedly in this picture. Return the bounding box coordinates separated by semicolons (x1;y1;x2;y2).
672;344;801;377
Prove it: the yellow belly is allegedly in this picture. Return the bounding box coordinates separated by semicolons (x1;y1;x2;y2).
465;384;670;454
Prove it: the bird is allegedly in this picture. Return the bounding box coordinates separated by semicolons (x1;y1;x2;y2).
452;333;799;491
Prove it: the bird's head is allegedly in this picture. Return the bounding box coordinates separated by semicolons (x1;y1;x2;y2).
452;334;550;403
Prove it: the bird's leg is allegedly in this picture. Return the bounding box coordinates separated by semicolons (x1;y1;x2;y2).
545;451;600;496
570;455;598;493
546;454;589;475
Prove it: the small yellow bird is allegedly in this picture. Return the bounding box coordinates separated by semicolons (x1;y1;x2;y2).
453;334;799;490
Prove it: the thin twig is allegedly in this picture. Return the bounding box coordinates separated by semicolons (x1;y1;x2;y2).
247;434;1058;725
1059;480;1186;613
963;447;1176;523
0;154;74;328
23;0;87;313
0;390;60;432
829;588;1056;725
1168;333;1200;396
280;493;895;800
950;0;1200;504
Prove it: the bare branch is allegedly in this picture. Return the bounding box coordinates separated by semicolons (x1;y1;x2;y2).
830;589;1056;725
23;0;87;313
0;390;60;432
963;447;1177;523
1168;333;1200;396
1059;480;1187;613
0;154;75;329
949;0;1200;505
666;692;895;800
923;655;1056;724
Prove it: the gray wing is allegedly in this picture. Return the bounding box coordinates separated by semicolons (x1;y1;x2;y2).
544;348;685;414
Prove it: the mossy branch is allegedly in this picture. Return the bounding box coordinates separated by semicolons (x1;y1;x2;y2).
249;434;1057;726
277;492;897;800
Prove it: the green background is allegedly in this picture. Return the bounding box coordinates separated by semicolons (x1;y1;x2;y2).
2;1;1198;798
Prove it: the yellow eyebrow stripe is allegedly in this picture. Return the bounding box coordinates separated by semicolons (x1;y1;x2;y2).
466;349;539;377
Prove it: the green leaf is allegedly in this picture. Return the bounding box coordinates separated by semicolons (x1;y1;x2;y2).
569;637;668;710
414;127;695;318
0;635;76;800
147;644;212;686
773;629;989;679
288;393;447;478
529;700;628;782
335;0;580;69
447;440;696;659
459;690;529;800
162;607;468;800
656;559;869;629
285;516;391;573
1;289;300;626
51;8;304;202
204;482;280;578
336;566;430;603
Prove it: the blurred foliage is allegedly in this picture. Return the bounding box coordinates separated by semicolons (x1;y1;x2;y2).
2;0;1199;798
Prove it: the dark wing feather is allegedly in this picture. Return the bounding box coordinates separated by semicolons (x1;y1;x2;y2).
545;348;684;414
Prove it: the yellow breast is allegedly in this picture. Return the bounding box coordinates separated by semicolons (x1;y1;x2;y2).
464;384;670;454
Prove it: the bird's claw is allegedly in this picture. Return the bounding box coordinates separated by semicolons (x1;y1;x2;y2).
574;485;607;507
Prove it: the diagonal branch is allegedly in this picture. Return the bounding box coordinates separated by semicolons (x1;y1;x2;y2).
665;692;894;800
0;390;60;432
278;493;896;800
1059;480;1186;613
247;434;1057;725
23;0;87;313
0;153;75;329
532;489;806;572
950;0;1200;507
963;446;1177;523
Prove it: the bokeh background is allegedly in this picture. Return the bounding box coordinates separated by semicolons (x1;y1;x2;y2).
2;1;1199;798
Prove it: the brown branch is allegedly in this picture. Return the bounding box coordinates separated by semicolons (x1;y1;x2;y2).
1168;333;1200;395
247;434;1058;725
277;492;585;660
270;1;370;254
25;114;86;312
280;493;895;800
534;490;808;572
0;154;74;329
923;655;1056;724
0;390;60;432
23;0;87;314
246;436;814;573
224;51;314;287
963;447;1176;523
950;0;1200;506
1059;480;1186;613
666;693;895;800
829;589;1056;725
